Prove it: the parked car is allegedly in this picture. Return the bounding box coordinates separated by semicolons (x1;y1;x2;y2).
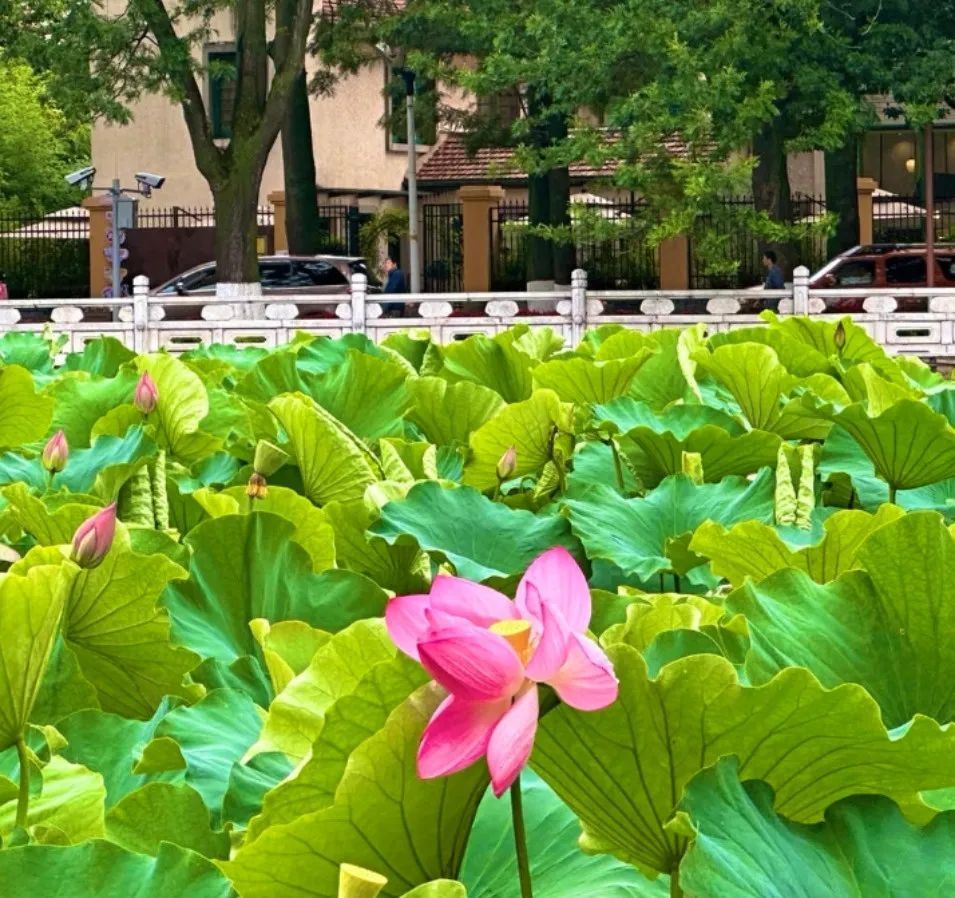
152;255;380;319
810;244;955;311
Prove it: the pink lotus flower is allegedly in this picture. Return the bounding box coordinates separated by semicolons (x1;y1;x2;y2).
386;546;618;796
71;503;117;569
134;372;158;415
41;430;69;473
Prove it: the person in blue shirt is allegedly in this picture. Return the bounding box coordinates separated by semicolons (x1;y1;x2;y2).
382;256;407;317
762;250;785;289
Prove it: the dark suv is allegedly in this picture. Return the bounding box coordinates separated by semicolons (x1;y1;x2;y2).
810;244;955;311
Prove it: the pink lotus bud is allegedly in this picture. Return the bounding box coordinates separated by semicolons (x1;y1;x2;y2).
41;430;69;474
496;446;518;481
71;503;117;569
134;372;158;415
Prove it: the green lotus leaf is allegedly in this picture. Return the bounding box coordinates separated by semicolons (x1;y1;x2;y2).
269;392;379;505
564;440;640;498
31;636;100;724
225;684;488;898
624;331;693;409
843;361;920;412
0;754;105;842
164;513;386;676
136;353;220;463
563;472;774;587
436;332;534;402
692;343;793;432
690;504;905;587
372;481;578;582
602;593;733;654
503;324;564;361
383;330;432;370
0;331;57;375
250;651;428;838
192;485;336;572
48;370;137;447
0;563;69;750
380;438;439;483
406;377;505;448
591;399;744;438
677;757;955;898
461;770;668;897
401;883;468;898
621;425;780;488
532;352;655;405
1;482;100;545
0;364;53;449
249;619;330;694
727;512;955;728
464;389;566;490
766;313;889;365
0;841;232;897
183;341;270;374
14;537;196;720
251;619;397;760
708;323;833;377
823;399;955;495
323;498;430;594
63;337;137;377
533;646;955;876
105;782;229;859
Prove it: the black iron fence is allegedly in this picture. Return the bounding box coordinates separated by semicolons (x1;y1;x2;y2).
0;210;89;298
423;203;463;292
489;199;659;291
872;193;955;244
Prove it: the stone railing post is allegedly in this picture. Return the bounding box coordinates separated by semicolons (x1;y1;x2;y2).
459;185;505;292
792;265;810;315
856;177;877;246
132;275;150;353
570;268;588;345
350;272;367;333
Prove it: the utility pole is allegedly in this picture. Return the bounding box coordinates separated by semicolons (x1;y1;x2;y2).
925;123;936;287
402;67;422;293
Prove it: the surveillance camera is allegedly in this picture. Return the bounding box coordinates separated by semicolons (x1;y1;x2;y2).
375;41;393;59
134;172;166;193
65;166;96;189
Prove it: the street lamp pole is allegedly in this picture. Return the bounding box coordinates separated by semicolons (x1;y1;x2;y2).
401;67;422;293
925;122;936;287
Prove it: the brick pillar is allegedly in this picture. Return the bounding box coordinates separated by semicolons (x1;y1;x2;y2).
658;234;690;289
82;193;113;299
459;185;505;292
269;190;288;254
857;177;877;246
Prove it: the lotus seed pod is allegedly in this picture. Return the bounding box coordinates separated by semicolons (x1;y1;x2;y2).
681;450;704;485
253;440;289;477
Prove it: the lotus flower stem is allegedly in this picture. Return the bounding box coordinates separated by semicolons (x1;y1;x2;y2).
670;866;683;898
888;484;897;505
510;775;534;898
15;737;29;829
609;439;626;493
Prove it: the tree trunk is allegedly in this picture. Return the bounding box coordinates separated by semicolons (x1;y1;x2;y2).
825;139;860;256
752;118;796;277
550;165;573;286
282;73;322;254
212;154;266;296
527;171;552;287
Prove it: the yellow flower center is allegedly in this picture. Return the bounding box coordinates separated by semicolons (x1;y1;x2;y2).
489;618;532;663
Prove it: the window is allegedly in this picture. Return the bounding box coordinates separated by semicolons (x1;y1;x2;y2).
832;260;875;286
387;67;437;148
208;49;237;140
259;260;293;288
477;88;522;130
294;260;349;287
886;255;926;285
186;266;217;291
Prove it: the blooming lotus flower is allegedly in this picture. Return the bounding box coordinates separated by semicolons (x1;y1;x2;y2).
386;546;618;796
134;372;158;415
41;430;69;473
71;503;117;569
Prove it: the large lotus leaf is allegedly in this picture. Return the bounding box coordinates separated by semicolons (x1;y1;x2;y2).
823;399;955;494
407;377;505;447
591;398;744;438
323;498;430;595
461;770;668;898
250;652;428;838
598;331;691;410
58;701;184;806
225;684;489;898
502;324;565;361
690;505;905;588
533;645;955;876
586;325;646;359
565;440;640;498
1;483;99;545
251;619;397;759
31;635;100;724
727;512;955;728
383;330;432;371
136;353;219;463
48;370;137;447
0;841;232;897
0;755;105;842
372;481;578;582
0;331;56;374
14;538;196;720
192;486;335;572
0;364;53;448
563;472;774;587
708;324;833;377
250;619;330;695
677;757;955;898
532;353;655;405
163;512;387;669
105;782;230;859
401;884;467;898
437;332;534;402
463;389;566;490
0;563;69;750
622;425;780;488
269;392;379;505
771;313;889;364
63;337;137;377
842;361;920;412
